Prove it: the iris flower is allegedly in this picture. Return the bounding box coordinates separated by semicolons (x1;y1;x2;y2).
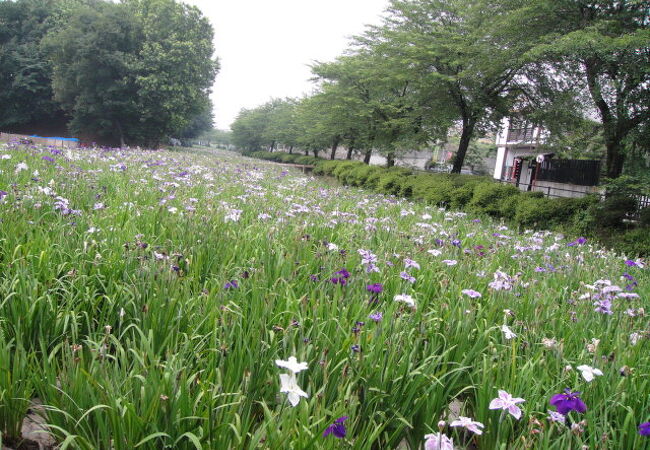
450;416;484;435
279;372;308;407
549;389;587;415
489;390;525;420
576;365;603;382
323;416;348;438
424;432;454;450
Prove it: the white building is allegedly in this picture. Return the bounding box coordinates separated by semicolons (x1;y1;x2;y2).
493;117;548;182
492;118;601;198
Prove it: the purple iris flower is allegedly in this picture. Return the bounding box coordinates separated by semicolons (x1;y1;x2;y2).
224;280;238;289
400;271;416;283
335;268;350;279
323;416;348;438
549;389;587;415
593;299;613;315
567;237;587;247
369;311;383;322
366;283;383;294
0;190;7;199
639;422;650;436
451;239;461;248
42;155;55;162
625;260;637;267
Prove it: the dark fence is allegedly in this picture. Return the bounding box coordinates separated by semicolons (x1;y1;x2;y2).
537;159;601;186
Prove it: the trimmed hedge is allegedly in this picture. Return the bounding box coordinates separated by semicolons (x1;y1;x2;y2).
248;151;649;256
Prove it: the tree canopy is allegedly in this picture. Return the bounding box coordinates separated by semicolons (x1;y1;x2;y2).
230;0;648;178
1;0;219;146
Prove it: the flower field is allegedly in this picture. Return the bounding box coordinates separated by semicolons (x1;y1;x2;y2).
0;143;648;449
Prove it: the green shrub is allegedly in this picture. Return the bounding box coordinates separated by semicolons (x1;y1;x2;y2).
294;156;316;165
449;182;481;209
377;171;410;196
331;161;359;179
364;167;389;190
588;195;637;229
610;227;650;257
513;196;556;228
279;154;295;163
315;160;342;176
344;164;382;187
511;194;600;229
639;206;650;228
468;182;520;217
550;195;600;225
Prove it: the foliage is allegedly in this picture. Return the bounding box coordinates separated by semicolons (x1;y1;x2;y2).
0;0;66;130
610;228;650;258
508;0;650;179
43;0;218;146
250;151;649;257
468;183;520;217
2;142;649;450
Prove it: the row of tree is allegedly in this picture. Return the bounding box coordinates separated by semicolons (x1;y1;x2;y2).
231;0;649;178
0;0;218;146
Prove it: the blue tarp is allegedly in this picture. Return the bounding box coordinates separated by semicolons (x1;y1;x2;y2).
29;135;79;142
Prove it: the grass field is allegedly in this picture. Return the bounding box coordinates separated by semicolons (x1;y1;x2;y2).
0;143;648;449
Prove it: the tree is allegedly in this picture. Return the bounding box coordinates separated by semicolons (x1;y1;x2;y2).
366;0;531;172
124;0;219;146
0;0;66;131
231;102;276;152
177;97;214;141
44;1;141;145
312;51;438;166
45;0;219;146
509;0;650;179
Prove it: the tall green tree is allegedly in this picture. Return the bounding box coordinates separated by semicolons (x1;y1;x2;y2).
509;0;650;179
45;0;219;146
231;102;278;152
0;0;65;131
44;1;141;145
124;0;219;146
368;0;530;172
312;51;439;166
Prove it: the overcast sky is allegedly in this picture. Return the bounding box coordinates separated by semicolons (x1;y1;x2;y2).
182;0;389;130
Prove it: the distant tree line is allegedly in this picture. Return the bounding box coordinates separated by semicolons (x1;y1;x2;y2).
231;0;649;178
0;0;219;146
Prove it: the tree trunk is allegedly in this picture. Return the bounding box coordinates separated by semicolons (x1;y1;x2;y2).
363;149;372;164
116;121;126;148
313;149;319;158
451;118;476;173
269;140;275;152
330;135;340;160
288;145;293;154
305;149;309;156
386;152;395;168
584;59;626;179
346;138;355;160
605;138;625;179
